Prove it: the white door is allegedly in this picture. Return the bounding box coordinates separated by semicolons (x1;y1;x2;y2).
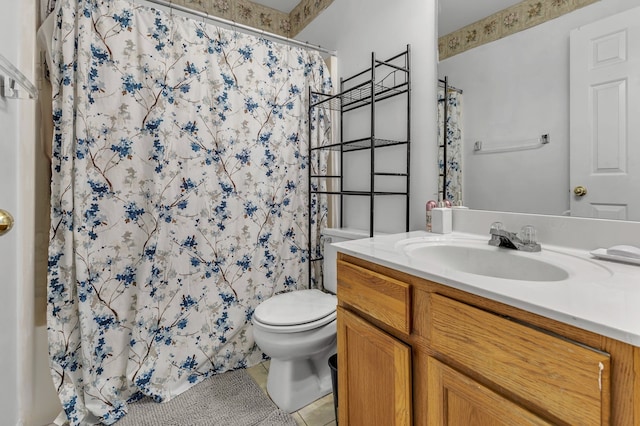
1;1;36;423
0;79;20;423
570;6;640;220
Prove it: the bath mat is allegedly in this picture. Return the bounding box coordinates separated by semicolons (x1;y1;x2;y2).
116;368;297;426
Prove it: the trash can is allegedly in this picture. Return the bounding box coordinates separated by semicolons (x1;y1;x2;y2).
328;353;338;424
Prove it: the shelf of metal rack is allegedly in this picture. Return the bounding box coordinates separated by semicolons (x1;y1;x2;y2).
307;46;411;286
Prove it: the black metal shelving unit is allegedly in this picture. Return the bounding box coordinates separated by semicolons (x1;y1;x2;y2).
307;45;411;284
438;76;450;202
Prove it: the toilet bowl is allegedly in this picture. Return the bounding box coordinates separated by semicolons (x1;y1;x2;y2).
251;228;371;413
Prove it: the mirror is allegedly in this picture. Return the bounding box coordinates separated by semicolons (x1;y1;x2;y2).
437;0;640;221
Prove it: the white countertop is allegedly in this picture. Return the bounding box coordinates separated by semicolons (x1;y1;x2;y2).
333;230;640;347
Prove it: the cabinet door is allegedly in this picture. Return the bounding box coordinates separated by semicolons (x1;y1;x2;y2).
337;307;411;426
430;294;610;425
427;357;552;426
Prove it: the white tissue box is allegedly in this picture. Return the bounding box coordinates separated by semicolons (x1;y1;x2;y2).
431;207;452;234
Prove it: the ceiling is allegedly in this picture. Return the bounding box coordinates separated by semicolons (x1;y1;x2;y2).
253;0;523;36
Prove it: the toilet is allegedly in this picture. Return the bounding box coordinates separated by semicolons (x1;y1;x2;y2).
252;228;371;413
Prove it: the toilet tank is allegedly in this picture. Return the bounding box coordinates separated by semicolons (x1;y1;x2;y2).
322;228;375;294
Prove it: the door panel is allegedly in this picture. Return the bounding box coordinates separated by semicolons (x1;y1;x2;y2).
427;357;552;426
0;83;19;424
570;6;640;220
337;307;411;426
429;294;610;425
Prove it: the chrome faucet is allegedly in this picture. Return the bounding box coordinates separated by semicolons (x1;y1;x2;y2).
488;222;541;252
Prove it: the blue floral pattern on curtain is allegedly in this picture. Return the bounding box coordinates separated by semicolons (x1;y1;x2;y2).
438;87;463;203
47;0;331;423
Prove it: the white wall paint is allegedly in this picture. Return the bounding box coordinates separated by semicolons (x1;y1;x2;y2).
453;208;640;251
438;0;640;217
298;0;439;233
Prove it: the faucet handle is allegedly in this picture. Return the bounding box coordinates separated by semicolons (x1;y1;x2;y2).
490;222;504;233
519;225;537;245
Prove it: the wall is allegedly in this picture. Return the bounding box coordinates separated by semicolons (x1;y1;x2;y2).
438;0;599;60
453;208;640;251
297;0;438;233
438;0;639;216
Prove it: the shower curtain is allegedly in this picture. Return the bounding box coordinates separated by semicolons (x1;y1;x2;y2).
46;0;330;424
438;87;463;202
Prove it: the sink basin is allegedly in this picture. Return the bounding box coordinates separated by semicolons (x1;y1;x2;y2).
397;238;611;282
405;243;568;281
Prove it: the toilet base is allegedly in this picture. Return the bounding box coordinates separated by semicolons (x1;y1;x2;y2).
266;344;336;413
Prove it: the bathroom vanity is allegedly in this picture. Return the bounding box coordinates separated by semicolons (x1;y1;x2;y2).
334;231;640;425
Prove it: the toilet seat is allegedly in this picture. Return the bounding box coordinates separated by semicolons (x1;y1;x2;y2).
253;289;337;333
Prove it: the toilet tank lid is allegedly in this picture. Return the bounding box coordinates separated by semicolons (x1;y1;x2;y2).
321;227;384;240
254;289;337;326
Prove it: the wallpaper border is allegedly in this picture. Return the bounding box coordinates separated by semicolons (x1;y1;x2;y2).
171;0;334;39
439;0;599;60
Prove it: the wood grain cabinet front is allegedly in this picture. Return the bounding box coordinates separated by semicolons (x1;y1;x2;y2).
337;307;412;426
426;356;552;426
429;293;611;425
336;254;638;425
337;259;411;334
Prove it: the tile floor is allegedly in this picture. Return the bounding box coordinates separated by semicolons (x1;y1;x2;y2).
246;361;337;426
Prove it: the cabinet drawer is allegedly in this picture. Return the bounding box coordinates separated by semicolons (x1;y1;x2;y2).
337;260;411;334
430;294;610;425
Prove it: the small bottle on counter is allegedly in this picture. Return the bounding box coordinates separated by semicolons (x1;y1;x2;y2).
426;200;437;232
452;191;468;209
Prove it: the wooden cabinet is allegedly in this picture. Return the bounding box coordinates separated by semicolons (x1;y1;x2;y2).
429;293;610;425
337;259;412;425
427;357;551;425
336;252;640;425
337;259;411;334
337;307;412;426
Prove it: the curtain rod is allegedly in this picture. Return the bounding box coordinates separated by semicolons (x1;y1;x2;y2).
136;0;337;56
437;79;463;94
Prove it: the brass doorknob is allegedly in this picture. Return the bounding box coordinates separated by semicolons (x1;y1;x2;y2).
573;186;587;197
0;209;14;236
